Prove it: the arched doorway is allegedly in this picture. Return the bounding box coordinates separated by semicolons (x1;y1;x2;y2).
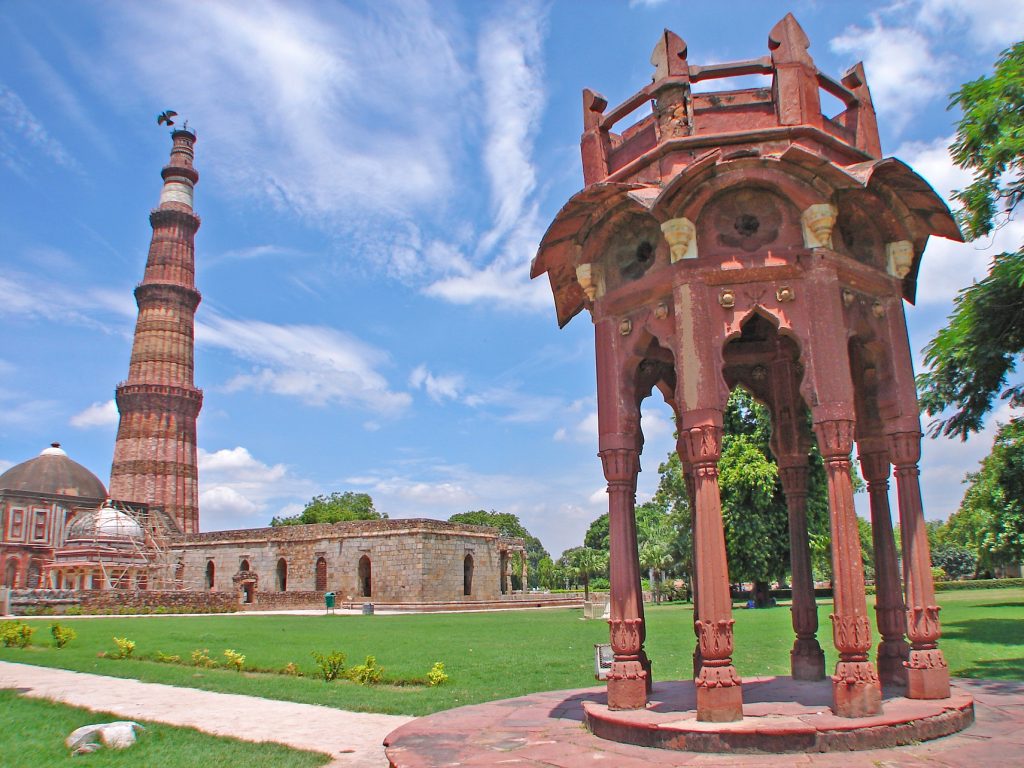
276;558;288;592
315;557;328;591
205;561;215;591
463;554;474;596
237;560;255;604
358;555;371;598
3;558;18;588
499;551;508;594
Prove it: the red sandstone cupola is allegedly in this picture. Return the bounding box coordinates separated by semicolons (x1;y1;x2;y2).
109;127;203;534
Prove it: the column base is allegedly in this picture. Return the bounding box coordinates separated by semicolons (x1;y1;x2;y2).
876;640;910;687
790;641;826;681
906;650;950;699
695;680;743;722
639;649;653;693
607;661;648;710
831;661;883;718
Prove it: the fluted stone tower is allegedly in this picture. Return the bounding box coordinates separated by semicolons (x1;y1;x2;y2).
110;128;202;534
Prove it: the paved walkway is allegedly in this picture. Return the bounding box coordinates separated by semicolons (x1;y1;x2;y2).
0;661;411;767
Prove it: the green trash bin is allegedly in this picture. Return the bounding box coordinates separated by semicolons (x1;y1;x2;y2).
324;592;336;614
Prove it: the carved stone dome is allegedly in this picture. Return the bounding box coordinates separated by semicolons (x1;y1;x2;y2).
0;443;107;499
66;503;144;542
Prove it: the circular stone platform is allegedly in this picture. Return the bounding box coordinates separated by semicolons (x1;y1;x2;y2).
384;677;992;767
584;676;974;753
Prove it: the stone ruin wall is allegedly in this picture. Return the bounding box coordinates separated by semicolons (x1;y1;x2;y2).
172;519;510;606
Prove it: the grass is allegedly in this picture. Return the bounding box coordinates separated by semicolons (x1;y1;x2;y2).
1;588;1020;717
0;689;329;768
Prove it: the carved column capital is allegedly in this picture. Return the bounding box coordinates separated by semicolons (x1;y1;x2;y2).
887;430;922;467
778;463;810;498
858;450;891;486
599;447;640;484
814;418;855;459
678;423;723;466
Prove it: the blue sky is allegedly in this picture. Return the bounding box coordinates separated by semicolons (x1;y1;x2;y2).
2;0;1022;559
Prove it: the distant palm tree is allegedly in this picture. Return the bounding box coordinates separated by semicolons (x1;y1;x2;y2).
571;547;607;601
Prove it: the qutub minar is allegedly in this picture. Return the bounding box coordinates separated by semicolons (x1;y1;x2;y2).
109;127;203;535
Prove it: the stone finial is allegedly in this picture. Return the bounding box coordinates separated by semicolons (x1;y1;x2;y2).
661;217;697;262
886;240;914;279
651;29;688;81
768;13;813;65
583;88;608;132
800;204;838;249
575;262;606;302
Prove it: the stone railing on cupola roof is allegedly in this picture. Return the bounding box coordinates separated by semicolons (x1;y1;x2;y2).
580;13;881;187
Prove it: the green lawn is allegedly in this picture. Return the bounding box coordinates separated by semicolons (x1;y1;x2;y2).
1;588;1020;717
0;689;329;768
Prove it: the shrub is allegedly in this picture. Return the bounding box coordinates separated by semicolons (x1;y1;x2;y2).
155;651;182;664
190;648;216;668
347;655;383;685
426;661;448;686
50;623;76;649
311;650;346;682
931;566;947;582
110;636;135;659
1;621;35;648
223;649;246;671
281;662;303;677
65;606;83;616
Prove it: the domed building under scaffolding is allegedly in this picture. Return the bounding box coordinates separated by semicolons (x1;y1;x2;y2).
48;502;152;590
0;443;177;590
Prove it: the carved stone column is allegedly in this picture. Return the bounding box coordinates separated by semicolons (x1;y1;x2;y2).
888;430;950;699
601;445;649;710
858;439;909;686
778;461;825;680
679;411;742;722
520;551;528;594
814;417;882;717
684;458;703;677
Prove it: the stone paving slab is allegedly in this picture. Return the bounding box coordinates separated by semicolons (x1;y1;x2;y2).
384;677;1024;768
0;660;412;767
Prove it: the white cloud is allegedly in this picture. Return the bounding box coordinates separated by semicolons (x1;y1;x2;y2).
916;0;1024;49
421;1;551;310
0;270;135;327
70;399;118;428
0;83;79;174
409;364;463;402
93;2;468;225
197;446;316;530
197;313;411;414
829;18;945;133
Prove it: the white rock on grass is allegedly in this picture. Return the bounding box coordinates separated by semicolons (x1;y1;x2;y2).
66;721;145;755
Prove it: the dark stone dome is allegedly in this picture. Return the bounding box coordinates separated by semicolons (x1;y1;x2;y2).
0;443;107;499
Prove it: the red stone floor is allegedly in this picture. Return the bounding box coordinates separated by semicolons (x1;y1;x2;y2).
384;677;1024;767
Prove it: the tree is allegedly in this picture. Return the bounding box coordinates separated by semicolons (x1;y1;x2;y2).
535;555;557;590
637;505;673;603
448;510;550;588
931;544;977;580
917;42;1024;439
954;419;1024;570
568;546;607;601
270;491;383;526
